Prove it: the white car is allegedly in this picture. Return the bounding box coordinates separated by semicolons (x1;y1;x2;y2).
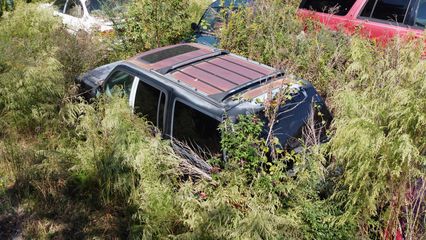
42;0;122;33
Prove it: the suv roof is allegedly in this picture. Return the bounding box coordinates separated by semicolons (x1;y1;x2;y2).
126;43;281;103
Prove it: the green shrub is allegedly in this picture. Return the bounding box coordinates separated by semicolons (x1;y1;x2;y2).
219;0;425;238
110;0;205;59
329;37;426;238
0;6;64;134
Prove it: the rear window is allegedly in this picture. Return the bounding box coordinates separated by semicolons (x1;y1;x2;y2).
172;101;221;154
300;0;357;15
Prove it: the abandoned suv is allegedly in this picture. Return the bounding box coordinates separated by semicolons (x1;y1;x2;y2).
78;43;331;154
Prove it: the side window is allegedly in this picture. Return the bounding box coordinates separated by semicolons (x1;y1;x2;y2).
53;0;67;11
172;101;221;154
415;0;426;27
300;0;357;16
360;0;410;23
105;71;135;96
133;80;165;131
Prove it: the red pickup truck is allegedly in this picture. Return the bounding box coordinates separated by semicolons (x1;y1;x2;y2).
298;0;426;42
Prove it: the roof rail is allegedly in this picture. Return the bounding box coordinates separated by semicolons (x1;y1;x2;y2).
157;49;229;74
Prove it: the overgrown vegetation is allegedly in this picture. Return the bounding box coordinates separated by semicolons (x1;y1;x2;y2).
0;0;425;239
109;0;210;59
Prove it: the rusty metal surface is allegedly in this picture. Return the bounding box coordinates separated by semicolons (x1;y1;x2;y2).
126;43;279;97
126;43;213;71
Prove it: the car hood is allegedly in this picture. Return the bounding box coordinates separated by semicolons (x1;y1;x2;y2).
227;80;332;150
194;33;219;47
77;60;123;93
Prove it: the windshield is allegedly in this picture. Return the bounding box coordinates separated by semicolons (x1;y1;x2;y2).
53;0;127;17
199;7;223;33
85;0;128;16
198;0;251;33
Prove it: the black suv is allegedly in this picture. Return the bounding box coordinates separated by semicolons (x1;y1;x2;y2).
78;43;331;154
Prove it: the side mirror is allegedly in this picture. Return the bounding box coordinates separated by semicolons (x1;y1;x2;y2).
191;22;198;31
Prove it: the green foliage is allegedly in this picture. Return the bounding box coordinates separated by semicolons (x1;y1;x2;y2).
220;0;425;238
0;6;64;134
220;115;268;174
110;0;202;59
55;31;109;84
329;38;426;237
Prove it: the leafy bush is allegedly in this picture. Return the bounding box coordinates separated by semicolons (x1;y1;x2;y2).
219;0;425;238
329;38;426;238
0;6;63;134
110;0;205;59
0;6;133;238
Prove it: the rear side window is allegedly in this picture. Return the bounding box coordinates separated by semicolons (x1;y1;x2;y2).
300;0;357;15
360;0;410;23
105;71;135;96
134;80;166;131
415;0;426;27
172;101;221;154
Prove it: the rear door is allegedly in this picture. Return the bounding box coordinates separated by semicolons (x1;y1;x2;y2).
171;99;222;155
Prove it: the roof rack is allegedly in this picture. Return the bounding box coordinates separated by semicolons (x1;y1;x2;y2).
157;49;229;74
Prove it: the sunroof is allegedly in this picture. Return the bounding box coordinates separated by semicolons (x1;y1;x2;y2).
140;45;200;64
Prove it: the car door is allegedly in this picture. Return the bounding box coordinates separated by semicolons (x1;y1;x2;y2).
298;0;359;33
131;75;168;133
171;99;222;155
353;0;424;42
